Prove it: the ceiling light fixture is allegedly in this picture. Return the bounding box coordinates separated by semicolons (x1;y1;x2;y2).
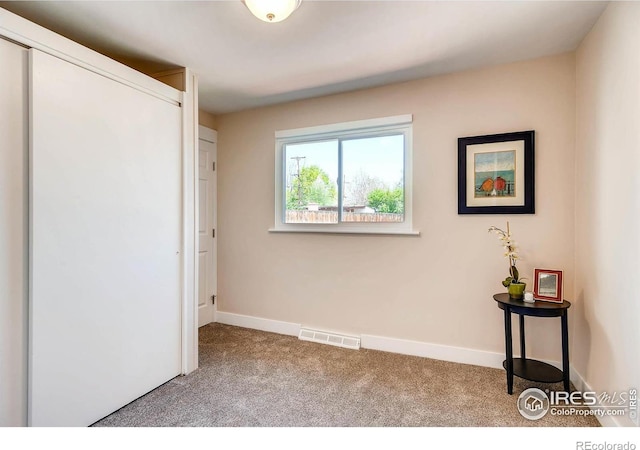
243;0;302;23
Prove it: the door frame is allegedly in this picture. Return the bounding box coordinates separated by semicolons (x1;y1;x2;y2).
181;69;199;374
0;8;199;380
0;36;29;427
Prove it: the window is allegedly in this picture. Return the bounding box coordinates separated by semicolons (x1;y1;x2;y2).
272;115;417;234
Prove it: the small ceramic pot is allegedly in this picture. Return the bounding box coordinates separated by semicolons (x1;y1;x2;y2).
508;282;526;300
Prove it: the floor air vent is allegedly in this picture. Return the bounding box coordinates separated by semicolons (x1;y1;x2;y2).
298;328;361;350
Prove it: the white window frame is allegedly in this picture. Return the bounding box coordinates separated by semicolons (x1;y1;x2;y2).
270;114;418;235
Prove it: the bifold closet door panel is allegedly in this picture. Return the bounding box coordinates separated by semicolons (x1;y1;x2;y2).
0;38;28;427
29;50;182;426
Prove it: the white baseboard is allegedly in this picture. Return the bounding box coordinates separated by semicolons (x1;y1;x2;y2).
214;311;623;426
215;311;300;337
215;311;507;368
361;333;506;369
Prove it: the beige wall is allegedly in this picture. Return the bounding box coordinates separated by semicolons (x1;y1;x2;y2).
575;2;639;425
199;109;218;130
217;53;577;362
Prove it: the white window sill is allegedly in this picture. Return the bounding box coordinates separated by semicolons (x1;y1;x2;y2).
268;228;420;236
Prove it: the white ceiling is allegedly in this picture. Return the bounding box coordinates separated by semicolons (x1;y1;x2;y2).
1;1;608;114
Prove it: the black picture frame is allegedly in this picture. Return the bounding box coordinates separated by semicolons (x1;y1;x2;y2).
457;130;535;215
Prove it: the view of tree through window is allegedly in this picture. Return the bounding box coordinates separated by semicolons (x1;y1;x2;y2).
342;135;404;222
284;135;404;224
285;140;338;223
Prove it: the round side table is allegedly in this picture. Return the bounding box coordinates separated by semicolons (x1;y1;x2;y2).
494;293;571;394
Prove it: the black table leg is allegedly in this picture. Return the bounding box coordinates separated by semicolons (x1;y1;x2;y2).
561;311;570;392
504;307;514;394
519;314;526;360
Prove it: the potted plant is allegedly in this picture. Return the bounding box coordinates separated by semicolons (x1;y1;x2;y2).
488;221;526;299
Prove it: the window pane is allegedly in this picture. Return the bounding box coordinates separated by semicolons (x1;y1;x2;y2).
284;140;339;224
342;135;404;223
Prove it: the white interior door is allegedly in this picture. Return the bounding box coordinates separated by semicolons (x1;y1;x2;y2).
29;49;182;426
198;128;217;327
0;37;28;427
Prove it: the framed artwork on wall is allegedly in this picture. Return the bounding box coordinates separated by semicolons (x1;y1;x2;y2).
457;130;535;214
533;268;563;303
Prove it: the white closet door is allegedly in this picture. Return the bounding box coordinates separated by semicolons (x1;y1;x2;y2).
0;38;28;427
29;50;182;426
197;134;216;327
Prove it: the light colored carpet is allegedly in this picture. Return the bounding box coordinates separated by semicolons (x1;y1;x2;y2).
93;323;599;427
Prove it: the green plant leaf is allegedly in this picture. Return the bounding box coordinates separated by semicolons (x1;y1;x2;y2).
510;266;519;282
502;277;513;287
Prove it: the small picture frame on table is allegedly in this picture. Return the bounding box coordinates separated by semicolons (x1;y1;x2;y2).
533;269;563;303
